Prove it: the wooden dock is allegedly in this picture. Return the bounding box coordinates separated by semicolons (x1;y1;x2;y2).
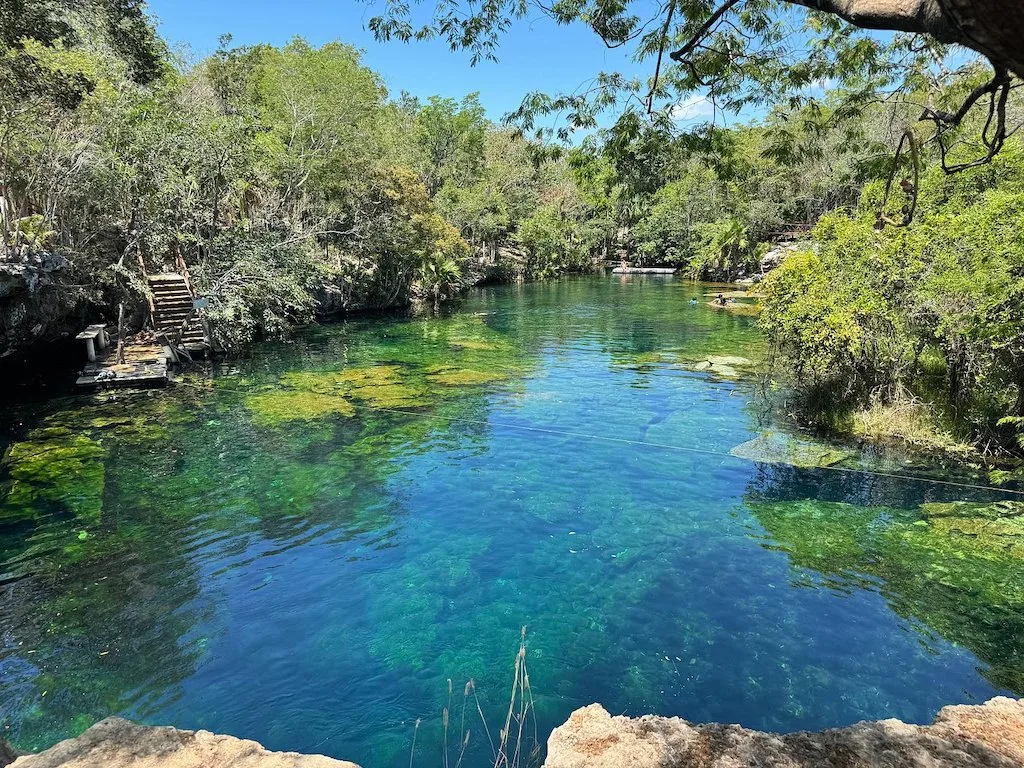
76;341;169;389
612;266;678;274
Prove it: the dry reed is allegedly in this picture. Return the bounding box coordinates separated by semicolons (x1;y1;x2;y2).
410;627;540;768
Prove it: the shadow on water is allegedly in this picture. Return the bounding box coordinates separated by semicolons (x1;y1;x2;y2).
0;275;1021;767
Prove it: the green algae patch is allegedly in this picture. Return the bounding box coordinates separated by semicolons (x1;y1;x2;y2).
333;365;406;388
751;496;1024;691
426;368;506;387
730;432;852;468
279;370;347;394
245;390;356;426
0;428;107;521
277;365;434;412
919;500;1024;556
448;338;504;351
339;365;432;409
349;383;432;409
750;499;878;574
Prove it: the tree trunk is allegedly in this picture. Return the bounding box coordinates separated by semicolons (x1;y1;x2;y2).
788;0;1024;76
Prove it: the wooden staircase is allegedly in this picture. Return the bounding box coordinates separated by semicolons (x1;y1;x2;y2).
148;273;207;351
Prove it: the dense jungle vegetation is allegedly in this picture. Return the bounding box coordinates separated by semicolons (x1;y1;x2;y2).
3;0;1024;460
0;1;613;353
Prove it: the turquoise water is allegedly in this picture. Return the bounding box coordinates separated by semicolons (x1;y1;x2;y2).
2;276;1023;766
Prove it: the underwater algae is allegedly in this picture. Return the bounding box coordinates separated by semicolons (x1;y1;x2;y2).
0;428;106;521
750;496;1024;691
425;367;506;386
246;390;357;426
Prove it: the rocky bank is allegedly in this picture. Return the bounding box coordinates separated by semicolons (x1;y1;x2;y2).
545;698;1024;768
3;697;1023;768
3;718;358;768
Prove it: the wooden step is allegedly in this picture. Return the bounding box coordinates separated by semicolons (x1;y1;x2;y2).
155;322;199;332
155;297;193;305
155;308;194;317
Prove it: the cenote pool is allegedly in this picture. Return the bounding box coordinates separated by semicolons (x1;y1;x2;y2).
1;276;1023;766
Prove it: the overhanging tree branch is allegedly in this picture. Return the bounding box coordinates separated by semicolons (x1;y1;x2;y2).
668;0;742;65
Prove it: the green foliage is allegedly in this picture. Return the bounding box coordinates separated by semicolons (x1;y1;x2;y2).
516;204;597;280
194;234;323;348
363;0;995;187
690;217;755;280
760;141;1024;452
4;214;56;248
0;8;611;356
414;93;487;194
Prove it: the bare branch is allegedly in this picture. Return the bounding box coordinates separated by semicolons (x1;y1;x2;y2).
647;0;677;114
668;0;743;64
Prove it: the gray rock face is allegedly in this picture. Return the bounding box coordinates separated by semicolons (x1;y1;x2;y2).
10;718;360;768
544;699;1024;768
1;738;19;767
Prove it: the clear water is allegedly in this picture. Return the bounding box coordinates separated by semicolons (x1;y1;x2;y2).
2;276;1023;766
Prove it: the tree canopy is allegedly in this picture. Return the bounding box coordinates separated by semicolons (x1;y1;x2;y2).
366;0;1023;179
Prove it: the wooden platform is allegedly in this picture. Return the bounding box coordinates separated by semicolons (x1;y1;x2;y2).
612;267;678;274
76;342;170;389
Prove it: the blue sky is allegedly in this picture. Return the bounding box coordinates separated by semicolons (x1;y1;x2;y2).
147;0;675;126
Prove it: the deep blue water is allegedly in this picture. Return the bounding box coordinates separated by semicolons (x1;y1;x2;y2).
1;276;1021;766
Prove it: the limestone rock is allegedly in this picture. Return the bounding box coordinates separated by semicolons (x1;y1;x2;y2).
730;432;852;468
704;355;753;367
544;698;1024;768
11;718;360;768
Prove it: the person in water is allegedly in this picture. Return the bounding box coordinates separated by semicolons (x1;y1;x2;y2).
715;293;727;306
689;298;699;306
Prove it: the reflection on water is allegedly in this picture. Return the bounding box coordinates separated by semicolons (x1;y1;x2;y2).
1;276;1021;767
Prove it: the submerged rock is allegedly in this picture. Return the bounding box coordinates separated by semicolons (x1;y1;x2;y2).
730;432;852;468
10;717;360;768
545;698;1024;768
704;355;754;367
683;355;755;379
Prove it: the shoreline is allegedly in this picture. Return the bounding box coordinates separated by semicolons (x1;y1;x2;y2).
6;697;1024;768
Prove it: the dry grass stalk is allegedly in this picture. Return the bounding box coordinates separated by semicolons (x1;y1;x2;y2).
408;628;540;768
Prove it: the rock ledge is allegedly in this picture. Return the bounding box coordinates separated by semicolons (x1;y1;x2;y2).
545;697;1024;768
7;697;1024;768
8;717;359;768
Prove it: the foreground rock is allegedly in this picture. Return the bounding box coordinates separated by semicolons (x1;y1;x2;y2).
545;698;1024;768
9;718;359;768
9;697;1023;768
